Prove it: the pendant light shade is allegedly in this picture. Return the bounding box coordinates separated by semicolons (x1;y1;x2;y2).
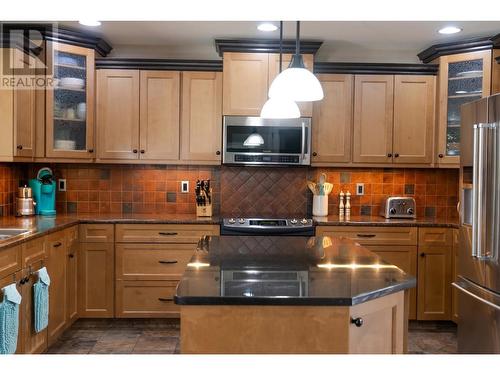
268;21;324;102
260;96;300;118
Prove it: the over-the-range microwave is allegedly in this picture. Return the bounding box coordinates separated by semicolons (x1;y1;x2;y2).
222;116;311;166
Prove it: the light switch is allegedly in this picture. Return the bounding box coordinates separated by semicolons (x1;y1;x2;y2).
58;179;66;192
356;183;364;196
181;181;189;193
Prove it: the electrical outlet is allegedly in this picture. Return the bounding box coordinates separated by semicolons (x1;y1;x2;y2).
356;183;364;196
181;181;189;193
58;179;66;192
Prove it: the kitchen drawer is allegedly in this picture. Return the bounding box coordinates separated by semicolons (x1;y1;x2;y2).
46;230;66;250
22;236;47;267
418;227;452;247
315;226;417;246
115;280;179;318
79;224;114;243
0;245;22;279
116;243;196;280
115;224;220;243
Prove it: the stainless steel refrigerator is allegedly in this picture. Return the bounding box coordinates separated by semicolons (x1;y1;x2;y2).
457;93;500;353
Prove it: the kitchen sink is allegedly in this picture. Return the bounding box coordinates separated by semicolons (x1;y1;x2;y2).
0;228;31;241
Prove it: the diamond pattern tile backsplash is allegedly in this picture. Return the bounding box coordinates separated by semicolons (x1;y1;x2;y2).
0;163;458;220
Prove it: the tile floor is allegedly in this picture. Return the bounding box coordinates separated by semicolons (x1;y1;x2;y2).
46;318;457;354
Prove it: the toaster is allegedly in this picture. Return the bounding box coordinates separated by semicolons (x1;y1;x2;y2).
380;197;416;219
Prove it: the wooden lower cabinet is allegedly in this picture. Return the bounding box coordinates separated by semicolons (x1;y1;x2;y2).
66;226;79;325
78;242;114;318
452;228;459;323
180;291;405;354
417;245;452;320
46;230;68;345
115;280;179;317
0;270;23;353
21;259;48;354
367;245;417;320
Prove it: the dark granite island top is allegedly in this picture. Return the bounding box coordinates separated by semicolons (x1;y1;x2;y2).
174;235;416;306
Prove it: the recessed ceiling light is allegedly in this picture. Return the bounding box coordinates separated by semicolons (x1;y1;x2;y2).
257;23;278;32
438;26;462;35
78;20;101;27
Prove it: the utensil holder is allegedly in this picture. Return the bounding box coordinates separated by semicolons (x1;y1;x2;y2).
312;195;328;217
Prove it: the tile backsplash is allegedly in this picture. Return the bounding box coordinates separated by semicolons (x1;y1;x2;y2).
0;163;458;221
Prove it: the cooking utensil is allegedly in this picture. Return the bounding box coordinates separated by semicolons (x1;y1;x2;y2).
318;173;326;195
307;181;318;195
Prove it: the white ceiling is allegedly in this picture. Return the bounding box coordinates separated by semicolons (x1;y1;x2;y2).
61;21;500;62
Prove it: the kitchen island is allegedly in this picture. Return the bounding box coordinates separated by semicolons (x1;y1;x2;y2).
174;235;416;354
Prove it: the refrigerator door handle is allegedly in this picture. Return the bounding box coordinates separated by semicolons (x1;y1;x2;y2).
452;282;500;312
472;124;481;258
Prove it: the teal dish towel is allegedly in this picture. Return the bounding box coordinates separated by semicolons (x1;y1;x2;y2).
33;267;50;333
0;283;22;354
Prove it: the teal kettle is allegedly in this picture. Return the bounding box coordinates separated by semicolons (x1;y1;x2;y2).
29;167;56;215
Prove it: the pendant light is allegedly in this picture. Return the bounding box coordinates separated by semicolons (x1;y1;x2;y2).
260;21;300;119
268;21;324;102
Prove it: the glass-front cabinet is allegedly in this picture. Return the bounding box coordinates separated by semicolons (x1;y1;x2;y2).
437;50;492;165
46;43;95;158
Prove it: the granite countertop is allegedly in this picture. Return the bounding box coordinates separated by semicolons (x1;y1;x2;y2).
174;235;416;306
313;215;459;228
0;214;220;249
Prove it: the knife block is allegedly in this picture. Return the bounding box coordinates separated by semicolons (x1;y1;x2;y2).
196;188;212;217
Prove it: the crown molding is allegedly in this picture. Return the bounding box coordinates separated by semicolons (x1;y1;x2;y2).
95;58;223;71
214;38;323;57
314;62;438;75
417;36;493;63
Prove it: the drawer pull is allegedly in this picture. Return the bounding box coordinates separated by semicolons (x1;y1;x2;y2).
68;253;74;258
158;260;178;264
158;297;174;302
53;242;62;247
356;234;376;238
351;317;364;327
158;232;178;236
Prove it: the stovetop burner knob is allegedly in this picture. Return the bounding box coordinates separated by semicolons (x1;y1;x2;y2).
228;218;236;224
301;218;308;225
238;218;245;224
290;218;298;224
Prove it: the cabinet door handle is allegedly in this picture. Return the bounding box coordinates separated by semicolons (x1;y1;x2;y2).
68;253;74;258
133;149;138;153
387;153;392;157
88;149;94;153
215;151;221;155
53;242;62;247
438;153;444;158
394;153;399;158
420;252;426;257
350;317;364;327
356;234;376;238
158;297;174;302
158;232;178;236
312;152;317;157
140;149;145;154
17;145;23;150
158;260;178;264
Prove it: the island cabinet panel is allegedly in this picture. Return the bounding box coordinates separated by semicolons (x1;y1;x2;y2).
46;230;68;345
268;53;314;116
97;69;140;160
180;71;222;163
115;280;179;318
353;75;394;163
312;74;354;164
0;270;24;353
179;291;405;354
367;245;417;320
223;52;270;115
21;259;48;354
315;226;417;246
78;224;114;318
139;71;180;160
393;75;435;164
417;228;452;320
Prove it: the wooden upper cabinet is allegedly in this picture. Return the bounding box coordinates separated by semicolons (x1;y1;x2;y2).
268;53;314;116
139;71;180;160
436;50;492;166
97;69;140;160
312;74;354;164
393;75;435;164
353;75;394;163
180;71;222;163
223;52;269;115
491;50;500;95
46;43;95;159
13;48;36;158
